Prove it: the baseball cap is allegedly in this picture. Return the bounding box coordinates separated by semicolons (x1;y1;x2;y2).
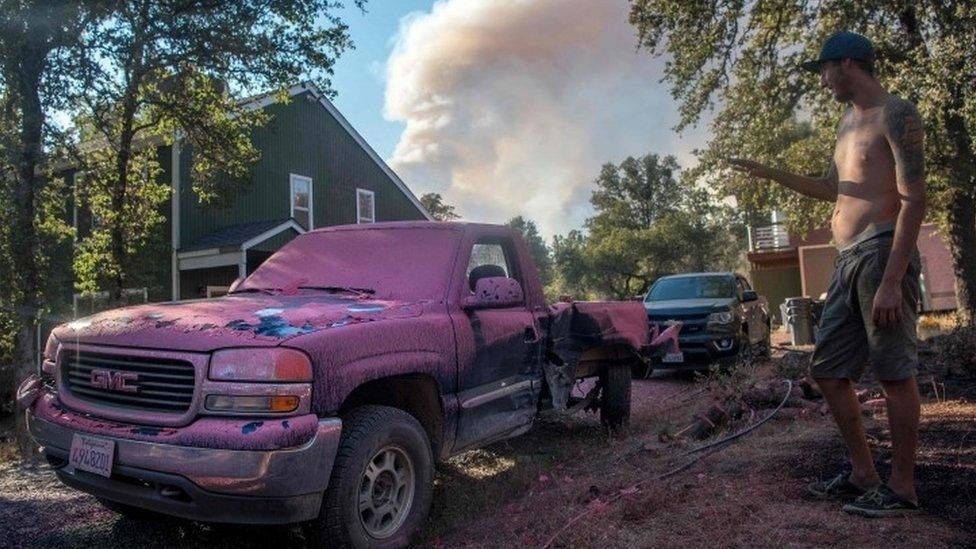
801;31;875;72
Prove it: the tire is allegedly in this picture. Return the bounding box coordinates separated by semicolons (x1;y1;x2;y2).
759;323;772;358
737;332;753;364
600;363;632;431
97;497;176;521
304;405;433;549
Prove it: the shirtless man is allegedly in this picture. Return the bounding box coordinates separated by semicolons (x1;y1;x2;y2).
729;31;926;517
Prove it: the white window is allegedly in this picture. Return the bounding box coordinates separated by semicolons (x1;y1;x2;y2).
356;188;375;224
290;174;313;230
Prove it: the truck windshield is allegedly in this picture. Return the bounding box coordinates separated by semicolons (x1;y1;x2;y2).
238;227;461;301
645;276;733;301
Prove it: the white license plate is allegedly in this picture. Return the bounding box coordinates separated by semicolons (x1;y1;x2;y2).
69;434;115;478
663;352;685;364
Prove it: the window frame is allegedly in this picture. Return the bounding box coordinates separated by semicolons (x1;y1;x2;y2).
289;173;313;230
356;188;375;224
464;237;524;298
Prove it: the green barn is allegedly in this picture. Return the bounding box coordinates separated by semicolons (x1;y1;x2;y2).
66;82;431;309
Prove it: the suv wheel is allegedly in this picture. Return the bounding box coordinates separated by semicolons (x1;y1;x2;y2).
759;322;772;358
305;406;433;548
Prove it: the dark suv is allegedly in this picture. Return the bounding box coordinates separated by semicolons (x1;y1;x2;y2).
642;272;770;371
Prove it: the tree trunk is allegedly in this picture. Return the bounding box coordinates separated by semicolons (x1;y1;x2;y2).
8;44;47;456
946;191;976;325
109;80;142;305
107;4;150;306
942;105;976;325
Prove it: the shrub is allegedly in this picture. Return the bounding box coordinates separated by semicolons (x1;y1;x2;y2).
921;326;976;379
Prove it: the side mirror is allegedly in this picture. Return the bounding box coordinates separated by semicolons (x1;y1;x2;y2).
742;290;759;303
228;276;245;294
463;277;524;309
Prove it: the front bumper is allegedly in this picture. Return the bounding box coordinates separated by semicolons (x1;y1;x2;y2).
671;333;741;364
650;320;741;365
27;404;342;524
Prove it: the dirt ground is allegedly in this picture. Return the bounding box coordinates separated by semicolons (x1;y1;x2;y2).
1;345;974;548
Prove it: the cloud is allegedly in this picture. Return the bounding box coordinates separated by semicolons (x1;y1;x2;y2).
384;0;708;237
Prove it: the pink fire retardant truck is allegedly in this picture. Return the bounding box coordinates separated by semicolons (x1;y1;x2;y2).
18;222;678;548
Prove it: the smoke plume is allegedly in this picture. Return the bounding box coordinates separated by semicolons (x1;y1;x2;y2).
384;0;706;236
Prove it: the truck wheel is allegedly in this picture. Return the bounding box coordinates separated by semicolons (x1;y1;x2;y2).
600;363;631;431
305;405;433;549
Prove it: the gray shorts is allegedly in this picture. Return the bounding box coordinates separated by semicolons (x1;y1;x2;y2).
810;230;921;382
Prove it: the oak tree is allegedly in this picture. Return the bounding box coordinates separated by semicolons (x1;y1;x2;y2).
70;0;363;302
630;0;976;323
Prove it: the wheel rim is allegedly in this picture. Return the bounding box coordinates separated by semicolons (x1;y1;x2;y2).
358;445;415;539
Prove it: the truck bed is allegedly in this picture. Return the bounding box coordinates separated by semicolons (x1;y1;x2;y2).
545;300;652;410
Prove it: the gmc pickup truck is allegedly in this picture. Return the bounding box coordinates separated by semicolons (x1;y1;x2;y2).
18;222;678;548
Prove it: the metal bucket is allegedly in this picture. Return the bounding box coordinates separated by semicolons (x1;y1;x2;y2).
784;296;814;345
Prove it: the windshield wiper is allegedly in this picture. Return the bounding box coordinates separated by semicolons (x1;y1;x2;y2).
228;287;281;295
298;285;376;296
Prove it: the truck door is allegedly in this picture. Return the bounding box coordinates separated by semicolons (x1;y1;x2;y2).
453;238;543;450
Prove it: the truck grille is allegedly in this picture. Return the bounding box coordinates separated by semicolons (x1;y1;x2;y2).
61;352;196;414
649;315;707;335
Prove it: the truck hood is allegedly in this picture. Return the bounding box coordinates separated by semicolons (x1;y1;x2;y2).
644;297;736;317
52;294;426;353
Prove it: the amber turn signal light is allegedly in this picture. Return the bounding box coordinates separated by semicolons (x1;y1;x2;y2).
205;394;300;413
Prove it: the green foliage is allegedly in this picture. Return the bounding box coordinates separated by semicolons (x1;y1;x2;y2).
550;230;591;300
551;153;743;300
419;192;460;221
66;1;362;299
588;155;683;231
506;216;553;287
629;0;976;317
0;1;102;402
34;175;76;308
71;71;268;297
72;144;170;296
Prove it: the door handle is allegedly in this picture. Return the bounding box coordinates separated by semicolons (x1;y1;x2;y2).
524;327;539;343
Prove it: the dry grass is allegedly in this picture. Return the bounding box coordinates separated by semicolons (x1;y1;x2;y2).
418;368;975;548
0;415;20;465
2;349;972;548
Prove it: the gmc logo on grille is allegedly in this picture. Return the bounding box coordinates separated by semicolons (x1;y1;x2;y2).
90;369;139;393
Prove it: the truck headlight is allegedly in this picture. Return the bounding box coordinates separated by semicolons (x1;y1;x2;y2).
206;348;312;414
209;348;313;382
41;334;59;376
708;311;736;324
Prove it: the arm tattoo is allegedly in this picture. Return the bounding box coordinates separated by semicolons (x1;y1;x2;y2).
884;99;925;186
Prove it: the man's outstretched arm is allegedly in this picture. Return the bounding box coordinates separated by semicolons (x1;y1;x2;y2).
728;158;838;201
873;97;927;328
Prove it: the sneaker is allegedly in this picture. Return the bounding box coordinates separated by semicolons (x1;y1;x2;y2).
842;485;920;517
807;472;870;501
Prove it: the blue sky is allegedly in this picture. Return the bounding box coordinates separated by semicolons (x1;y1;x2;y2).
327;1;433;160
